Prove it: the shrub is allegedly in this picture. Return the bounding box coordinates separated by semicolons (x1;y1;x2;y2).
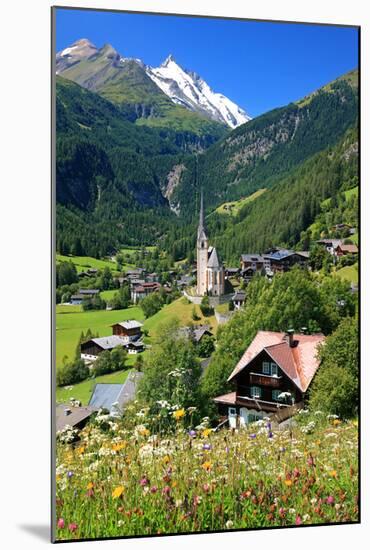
56;359;90;387
200;296;214;317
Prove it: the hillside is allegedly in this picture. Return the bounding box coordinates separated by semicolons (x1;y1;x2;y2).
56;40;228;139
169;70;358;216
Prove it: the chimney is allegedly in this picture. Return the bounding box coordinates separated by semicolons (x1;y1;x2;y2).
286;328;294;347
64;408;71;416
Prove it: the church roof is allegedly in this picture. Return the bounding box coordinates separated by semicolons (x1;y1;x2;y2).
207;247;221;268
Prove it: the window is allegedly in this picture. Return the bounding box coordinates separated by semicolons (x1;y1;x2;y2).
250;386;261;399
262;362;270;375
270;363;278;376
228;407;237;416
272;390;281;401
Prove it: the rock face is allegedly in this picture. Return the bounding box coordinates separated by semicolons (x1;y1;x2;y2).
145;55;251;128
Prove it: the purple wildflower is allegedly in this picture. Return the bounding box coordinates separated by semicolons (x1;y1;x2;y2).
203;443;212;451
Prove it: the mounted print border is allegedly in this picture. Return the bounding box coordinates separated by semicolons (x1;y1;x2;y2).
51;4;360;543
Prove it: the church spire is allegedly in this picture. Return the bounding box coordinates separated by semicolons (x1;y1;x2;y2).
197;190;207;241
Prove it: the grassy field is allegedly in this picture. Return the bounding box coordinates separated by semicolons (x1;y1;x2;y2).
214;189;267;216
56;368;134;405
100;290;117;302
335;263;358;284
55;414;358;539
144;297;218;337
56;254;121;274
56;306;145;368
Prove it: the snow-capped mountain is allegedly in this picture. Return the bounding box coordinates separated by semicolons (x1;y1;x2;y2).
145;54;251;128
56;39;251;129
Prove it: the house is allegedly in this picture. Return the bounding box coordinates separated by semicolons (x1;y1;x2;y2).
80;335;127;363
214;329;325;427
231;290;246;310
56;403;97;432
70;293;86;305
225;267;240;278
126;269;146;281
78;289;100;297
131;282;161;304
177;275;193;289
264;249;309;273
331;223;353;233
88;372;144;414
179;325;213;343
111;320;143;343
126;341;145;355
316;239;343;255
334;243;358;257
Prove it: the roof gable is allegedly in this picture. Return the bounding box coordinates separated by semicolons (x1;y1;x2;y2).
228;330;325;392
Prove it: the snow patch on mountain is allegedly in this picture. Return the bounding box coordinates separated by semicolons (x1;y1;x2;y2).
145;55;251;128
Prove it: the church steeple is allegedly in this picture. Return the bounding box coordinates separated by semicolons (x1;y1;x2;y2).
197;190;207;241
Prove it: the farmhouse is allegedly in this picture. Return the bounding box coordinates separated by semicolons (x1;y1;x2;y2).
78;289;100;296
56;403;97;431
316;239;343;255
70;293;86;305
80;335;127;362
334;243;358;257
231;290;246;310
88;372;144;414
131;281;161;304
178;324;213;343
214;329;325;427
264;249;309;273
111;320;143;343
126;269;146;281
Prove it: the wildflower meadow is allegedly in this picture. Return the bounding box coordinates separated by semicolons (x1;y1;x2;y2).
55;408;358;540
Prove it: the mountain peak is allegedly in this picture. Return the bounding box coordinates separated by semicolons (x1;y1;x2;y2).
161;54;177;67
58;38;98;59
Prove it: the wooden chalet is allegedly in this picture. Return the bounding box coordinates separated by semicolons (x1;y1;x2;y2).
80;335;127;363
231;290;246;310
111;320;143;343
131;281;161;304
264;249;309;273
334;243;358;257
214;330;325;427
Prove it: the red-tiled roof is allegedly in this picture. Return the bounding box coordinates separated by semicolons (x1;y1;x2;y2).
337;244;358;254
227;331;325;392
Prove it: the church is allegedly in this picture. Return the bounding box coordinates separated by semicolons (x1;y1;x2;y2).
196;194;225;297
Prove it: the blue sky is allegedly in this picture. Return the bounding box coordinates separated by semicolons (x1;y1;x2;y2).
56;8;358;117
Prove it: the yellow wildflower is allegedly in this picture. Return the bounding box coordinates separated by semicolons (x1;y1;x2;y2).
171;481;178;488
163;455;171;465
173;409;186;420
202;428;212;438
112;486;125;499
139;427;150;437
87;482;94;490
202;461;212;471
77;446;85;455
112;442;126;452
329;470;338;478
284;479;293;487
333;419;341;426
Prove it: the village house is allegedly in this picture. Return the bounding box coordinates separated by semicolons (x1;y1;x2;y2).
231;290;246;310
264;249;309;273
131;281;161;304
88;372;144;414
70;293;86;305
111;320;143;343
126;268;146;281
214;329;325;427
334;243;358;257
178;324;213;344
316;238;343;255
80;335;128;363
225;267;240;278
56;403;97;431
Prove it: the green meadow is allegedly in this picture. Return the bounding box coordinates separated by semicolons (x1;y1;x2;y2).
55;368;133;405
55;305;145;368
335;262;358;284
214;189;267;216
56;254;121;273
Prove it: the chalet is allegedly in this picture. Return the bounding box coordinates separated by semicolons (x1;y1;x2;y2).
264;249;309;273
111;320;143;343
179;325;212;343
56;403;97;431
334;243;358;257
214;329;325;427
70;293;86;305
232;290;246;310
131;282;161;304
331;223;353;233
89;372;144;414
78;289;100;297
126;269;146;281
126;341;145;355
177;275;193;289
80;335;127;363
316;239;343;255
225;267;240;278
240;254;265;273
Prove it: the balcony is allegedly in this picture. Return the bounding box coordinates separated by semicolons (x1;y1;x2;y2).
249;372;282;388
